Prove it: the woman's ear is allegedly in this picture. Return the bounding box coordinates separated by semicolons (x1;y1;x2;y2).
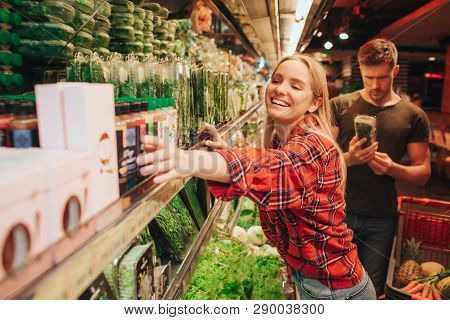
307;98;322;113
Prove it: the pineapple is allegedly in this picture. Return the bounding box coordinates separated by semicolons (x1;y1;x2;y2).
393;238;424;288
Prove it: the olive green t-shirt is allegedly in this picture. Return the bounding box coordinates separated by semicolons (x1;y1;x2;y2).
331;91;430;218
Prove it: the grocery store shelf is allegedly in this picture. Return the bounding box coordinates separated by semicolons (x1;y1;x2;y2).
204;0;260;58
163;200;227;300
218;100;264;140
0;100;264;300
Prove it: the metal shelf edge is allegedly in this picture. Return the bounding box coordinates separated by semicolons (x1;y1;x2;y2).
163;200;226;300
204;0;260;58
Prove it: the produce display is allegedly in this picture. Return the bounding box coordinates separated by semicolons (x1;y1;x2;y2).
180;179;206;229
183;236;283;300
393;238;449;299
149;195;198;261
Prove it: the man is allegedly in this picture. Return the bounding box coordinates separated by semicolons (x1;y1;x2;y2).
331;38;431;296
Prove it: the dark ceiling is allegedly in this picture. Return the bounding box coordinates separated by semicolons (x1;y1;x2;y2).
308;0;440;52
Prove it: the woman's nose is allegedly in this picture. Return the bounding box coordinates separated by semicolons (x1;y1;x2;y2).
274;82;289;95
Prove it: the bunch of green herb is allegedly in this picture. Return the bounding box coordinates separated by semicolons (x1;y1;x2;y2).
154;207;185;257
180;180;206;229
169;195;197;240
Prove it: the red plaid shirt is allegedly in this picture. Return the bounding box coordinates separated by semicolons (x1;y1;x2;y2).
208;122;364;289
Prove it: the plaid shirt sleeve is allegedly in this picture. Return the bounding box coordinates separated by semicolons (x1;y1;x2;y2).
207;134;328;212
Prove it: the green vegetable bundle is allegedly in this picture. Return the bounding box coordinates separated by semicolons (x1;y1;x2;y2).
183;237;284;300
180;179;206;229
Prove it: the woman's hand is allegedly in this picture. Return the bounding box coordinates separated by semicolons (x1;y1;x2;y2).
198;122;228;149
136;136;193;184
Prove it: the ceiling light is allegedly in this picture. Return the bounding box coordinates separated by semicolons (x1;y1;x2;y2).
339;32;349;40
317;32;322;37
428;56;436;62
324;41;333;50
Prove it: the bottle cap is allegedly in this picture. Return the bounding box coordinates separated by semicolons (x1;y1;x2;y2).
0;30;9;45
11;53;22;66
8;0;24;6
0;73;12;87
0;9;10;25
13;100;36;115
9;12;21;26
8;32;20;47
0;51;12;65
11;73;23;86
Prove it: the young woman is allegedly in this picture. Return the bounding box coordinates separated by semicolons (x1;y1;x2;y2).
137;54;377;300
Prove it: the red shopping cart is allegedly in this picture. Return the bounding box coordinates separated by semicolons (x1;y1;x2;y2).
385;197;450;300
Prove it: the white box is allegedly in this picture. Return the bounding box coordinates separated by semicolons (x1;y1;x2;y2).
62;83;119;217
0;150;47;281
18;149;91;246
35;83;77;149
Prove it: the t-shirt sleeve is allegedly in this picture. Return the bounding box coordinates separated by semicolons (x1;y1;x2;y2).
408;109;430;143
330;97;341;127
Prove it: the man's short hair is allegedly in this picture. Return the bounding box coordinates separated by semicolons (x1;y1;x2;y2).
358;38;398;68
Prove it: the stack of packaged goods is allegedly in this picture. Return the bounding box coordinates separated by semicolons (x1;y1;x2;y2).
109;0;136;55
142;2;171;60
0;0;23;88
93;0;112;58
70;0;95;57
154;5;170;59
142;9;153;56
173;19;192;59
142;2;159;58
14;1;78;62
131;4;144;59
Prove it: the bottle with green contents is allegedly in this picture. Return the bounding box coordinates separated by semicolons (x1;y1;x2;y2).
0;51;22;66
0;8;10;25
153;98;167;141
0;30;20;46
162;97;177;145
146;97;156;137
0;72;23;87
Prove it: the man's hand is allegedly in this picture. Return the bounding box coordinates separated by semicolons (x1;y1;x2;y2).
198;122;228;149
368;152;394;175
346;136;378;166
136;136;192;184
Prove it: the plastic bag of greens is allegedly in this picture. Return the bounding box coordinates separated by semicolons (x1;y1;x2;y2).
118;243;156;300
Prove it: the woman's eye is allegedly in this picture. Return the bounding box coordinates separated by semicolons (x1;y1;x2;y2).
292;86;301;90
271;78;280;83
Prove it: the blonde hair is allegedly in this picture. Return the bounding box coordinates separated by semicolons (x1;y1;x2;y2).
263;54;346;189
